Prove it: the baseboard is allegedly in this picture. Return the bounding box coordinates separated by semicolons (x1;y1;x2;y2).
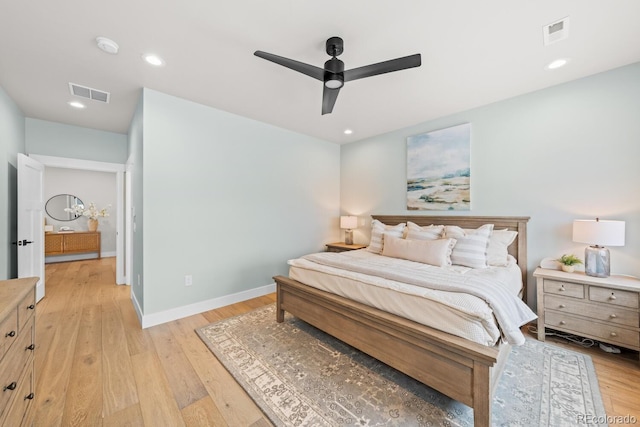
131;290;144;327
138;283;276;329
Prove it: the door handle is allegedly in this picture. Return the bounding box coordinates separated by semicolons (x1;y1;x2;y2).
12;239;34;246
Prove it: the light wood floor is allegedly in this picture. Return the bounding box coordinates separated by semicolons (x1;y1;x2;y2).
35;257;273;426
35;258;640;426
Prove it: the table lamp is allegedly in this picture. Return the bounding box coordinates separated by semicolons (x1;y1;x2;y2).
340;216;358;245
573;218;625;278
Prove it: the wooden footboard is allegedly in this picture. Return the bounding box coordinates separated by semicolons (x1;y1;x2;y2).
274;275;511;427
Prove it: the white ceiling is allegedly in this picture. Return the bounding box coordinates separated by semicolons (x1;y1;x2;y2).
1;1;639;144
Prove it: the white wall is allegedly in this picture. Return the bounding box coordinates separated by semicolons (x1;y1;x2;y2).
341;62;640;307
139;89;341;316
0;86;25;279
43;167;117;260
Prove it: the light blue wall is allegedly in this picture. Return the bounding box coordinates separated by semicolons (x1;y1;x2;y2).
26;118;128;163
0;86;25;279
127;95;144;308
342;62;640;306
141;89;340;314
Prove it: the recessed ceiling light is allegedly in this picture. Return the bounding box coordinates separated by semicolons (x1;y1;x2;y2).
344;129;353;135
68;101;86;109
142;53;165;67
96;37;119;54
545;58;570;70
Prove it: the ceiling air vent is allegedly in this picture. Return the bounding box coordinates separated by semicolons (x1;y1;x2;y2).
68;83;110;103
543;17;570;46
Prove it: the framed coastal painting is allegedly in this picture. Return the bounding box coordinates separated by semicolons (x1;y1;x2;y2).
407;123;471;211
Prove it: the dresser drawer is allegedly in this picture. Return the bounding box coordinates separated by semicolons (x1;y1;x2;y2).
543;280;585;299
589;286;639;309
545;311;640;348
0;309;18;362
17;288;36;332
2;362;34;427
544;294;639;327
0;316;34;421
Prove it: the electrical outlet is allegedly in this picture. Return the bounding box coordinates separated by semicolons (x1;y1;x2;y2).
184;274;193;286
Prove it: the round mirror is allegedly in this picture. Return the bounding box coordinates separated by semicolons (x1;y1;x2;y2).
45;194;85;221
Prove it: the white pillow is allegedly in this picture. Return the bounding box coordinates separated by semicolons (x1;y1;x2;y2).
444;224;494;268
487;229;518;267
405;222;444;241
382;235;456;267
367;220;406;254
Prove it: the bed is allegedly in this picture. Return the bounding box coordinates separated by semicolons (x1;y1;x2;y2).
273;215;531;427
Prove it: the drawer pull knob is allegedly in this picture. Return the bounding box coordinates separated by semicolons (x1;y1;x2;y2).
559;304;566;309
610;332;618;337
559;320;566;325
5;330;16;338
4;382;17;391
609;294;617;300
25;393;34;400
27;304;35;310
26;343;35;351
609;314;617;319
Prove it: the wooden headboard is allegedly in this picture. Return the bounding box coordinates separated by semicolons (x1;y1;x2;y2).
372;215;530;303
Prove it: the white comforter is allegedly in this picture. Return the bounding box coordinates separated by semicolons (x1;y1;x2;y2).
288;250;537;345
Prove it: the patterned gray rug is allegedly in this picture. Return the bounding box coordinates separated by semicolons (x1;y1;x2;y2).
197;304;607;426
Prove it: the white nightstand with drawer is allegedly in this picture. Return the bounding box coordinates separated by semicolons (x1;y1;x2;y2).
534;267;640;359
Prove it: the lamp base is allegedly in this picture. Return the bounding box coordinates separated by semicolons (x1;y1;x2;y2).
584;245;610;278
344;230;353;245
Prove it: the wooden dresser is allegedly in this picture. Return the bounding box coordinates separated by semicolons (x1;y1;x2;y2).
45;231;101;258
0;277;38;426
534;268;640;358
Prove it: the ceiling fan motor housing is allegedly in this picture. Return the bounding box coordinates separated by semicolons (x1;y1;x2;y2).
324;57;345;88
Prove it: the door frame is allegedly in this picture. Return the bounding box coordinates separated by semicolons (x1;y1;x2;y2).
30;154;127;285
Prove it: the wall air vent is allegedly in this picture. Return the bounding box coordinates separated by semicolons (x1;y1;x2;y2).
68;83;110;103
543;17;570;46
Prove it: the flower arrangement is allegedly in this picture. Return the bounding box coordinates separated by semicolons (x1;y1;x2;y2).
64;202;110;221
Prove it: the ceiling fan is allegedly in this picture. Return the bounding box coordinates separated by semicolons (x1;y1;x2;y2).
254;37;421;115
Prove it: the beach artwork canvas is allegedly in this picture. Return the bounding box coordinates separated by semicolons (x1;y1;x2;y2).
407;123;471;210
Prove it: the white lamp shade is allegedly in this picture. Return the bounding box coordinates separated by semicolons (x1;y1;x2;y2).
340;215;358;230
573;219;625;246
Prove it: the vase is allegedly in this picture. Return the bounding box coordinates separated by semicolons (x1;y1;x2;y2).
88;219;99;232
561;264;574;273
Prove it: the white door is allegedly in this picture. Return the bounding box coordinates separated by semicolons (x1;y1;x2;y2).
17;154;45;302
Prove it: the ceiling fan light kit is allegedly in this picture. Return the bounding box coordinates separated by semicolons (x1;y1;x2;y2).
254;36;421;115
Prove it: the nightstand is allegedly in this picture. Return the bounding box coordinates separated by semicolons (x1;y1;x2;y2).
534;267;640;358
325;242;367;253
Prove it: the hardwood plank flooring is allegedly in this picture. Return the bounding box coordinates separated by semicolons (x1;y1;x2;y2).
35;258;639;426
35;258;273;427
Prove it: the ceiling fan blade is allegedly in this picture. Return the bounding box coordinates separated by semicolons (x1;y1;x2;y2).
343;53;421;82
322;86;341;115
254;51;325;81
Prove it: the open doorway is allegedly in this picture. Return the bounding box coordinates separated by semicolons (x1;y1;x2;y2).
30;154;127;285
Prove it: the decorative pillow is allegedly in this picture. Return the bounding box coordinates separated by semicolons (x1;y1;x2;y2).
405;222;445;241
382;235;456;267
444;224;494;268
367;220;406;254
487;229;518;267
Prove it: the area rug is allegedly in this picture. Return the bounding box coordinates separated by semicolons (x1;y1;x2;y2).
197;304;607;426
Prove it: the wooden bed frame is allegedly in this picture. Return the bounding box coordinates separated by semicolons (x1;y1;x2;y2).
274;215;529;427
